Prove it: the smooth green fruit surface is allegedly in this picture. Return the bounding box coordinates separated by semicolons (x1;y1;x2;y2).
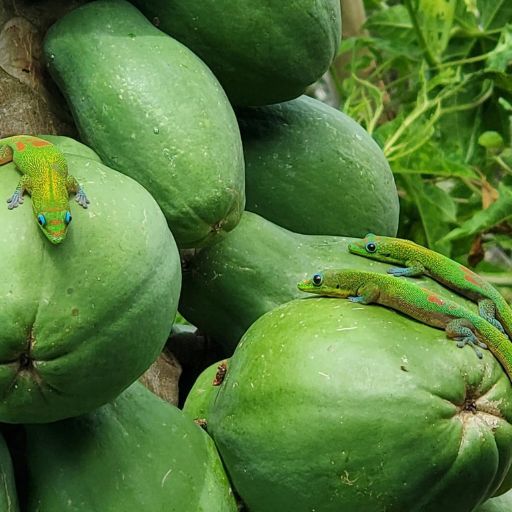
0;433;19;511
129;0;341;106
239;95;399;237
44;0;245;248
180;212;473;351
0;141;180;422
183;360;225;424
477;489;512;511
206;298;512;512
23;383;237;512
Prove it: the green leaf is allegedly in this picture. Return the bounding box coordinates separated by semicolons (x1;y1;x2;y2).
392;142;478;178
448;1;511;59
434;74;490;168
478;0;512;31
364;5;419;57
493;234;512;251
401;175;457;253
441;183;512;242
406;0;457;62
485;24;512;73
453;1;512;35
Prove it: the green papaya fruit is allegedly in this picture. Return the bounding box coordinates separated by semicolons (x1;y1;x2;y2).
0;433;19;511
203;298;512;511
44;0;245;248
183;360;225;425
23;383;237;512
0;138;181;422
129;0;341;106
239;95;399;237
179;212;473;351
476;489;512;511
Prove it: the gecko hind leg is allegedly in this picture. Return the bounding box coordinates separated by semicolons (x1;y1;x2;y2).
446;318;487;359
387;261;425;277
478;299;508;338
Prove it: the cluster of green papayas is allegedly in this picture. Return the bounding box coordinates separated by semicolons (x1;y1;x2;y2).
1;0;510;509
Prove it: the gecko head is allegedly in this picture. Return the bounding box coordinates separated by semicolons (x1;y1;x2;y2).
348;233;402;264
297;269;359;298
36;209;72;244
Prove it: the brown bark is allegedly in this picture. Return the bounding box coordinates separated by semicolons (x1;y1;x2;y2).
340;0;367;38
139;351;182;406
0;0;86;137
333;0;369;81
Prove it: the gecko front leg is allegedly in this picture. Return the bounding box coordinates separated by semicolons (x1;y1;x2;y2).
387;260;425;277
348;283;381;304
7;175;32;209
66;175;90;208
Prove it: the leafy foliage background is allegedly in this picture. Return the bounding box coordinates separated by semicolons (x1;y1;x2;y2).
333;0;512;295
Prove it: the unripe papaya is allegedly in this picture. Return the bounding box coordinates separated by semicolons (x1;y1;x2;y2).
200;298;512;511
23;383;237;511
44;0;245;248
239;96;399;237
0;138;181;422
129;0;341;106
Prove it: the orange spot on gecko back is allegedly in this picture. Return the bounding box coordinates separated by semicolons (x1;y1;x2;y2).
31;139;50;147
461;265;481;286
15;141;26;151
427;294;444;306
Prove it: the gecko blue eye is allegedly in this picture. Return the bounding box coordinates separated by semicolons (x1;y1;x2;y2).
366;242;377;253
37;214;46;226
312;273;323;286
65;211;72;224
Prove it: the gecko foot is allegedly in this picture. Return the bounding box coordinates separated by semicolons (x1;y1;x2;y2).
454;335;487;359
387;267;408;277
75;188;90;209
6;191;24;210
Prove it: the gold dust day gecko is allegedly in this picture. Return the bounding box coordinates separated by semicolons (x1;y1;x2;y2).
0;135;89;244
349;234;512;341
298;269;512;380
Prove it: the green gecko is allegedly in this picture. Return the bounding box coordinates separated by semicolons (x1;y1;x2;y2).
297;269;512;378
0;135;89;244
348;234;512;340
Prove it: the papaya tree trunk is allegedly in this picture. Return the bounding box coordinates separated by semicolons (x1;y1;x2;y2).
333;0;368;81
0;0;83;137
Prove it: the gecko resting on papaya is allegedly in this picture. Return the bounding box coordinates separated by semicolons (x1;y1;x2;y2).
348;234;512;340
0;135;89;244
298;269;512;379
